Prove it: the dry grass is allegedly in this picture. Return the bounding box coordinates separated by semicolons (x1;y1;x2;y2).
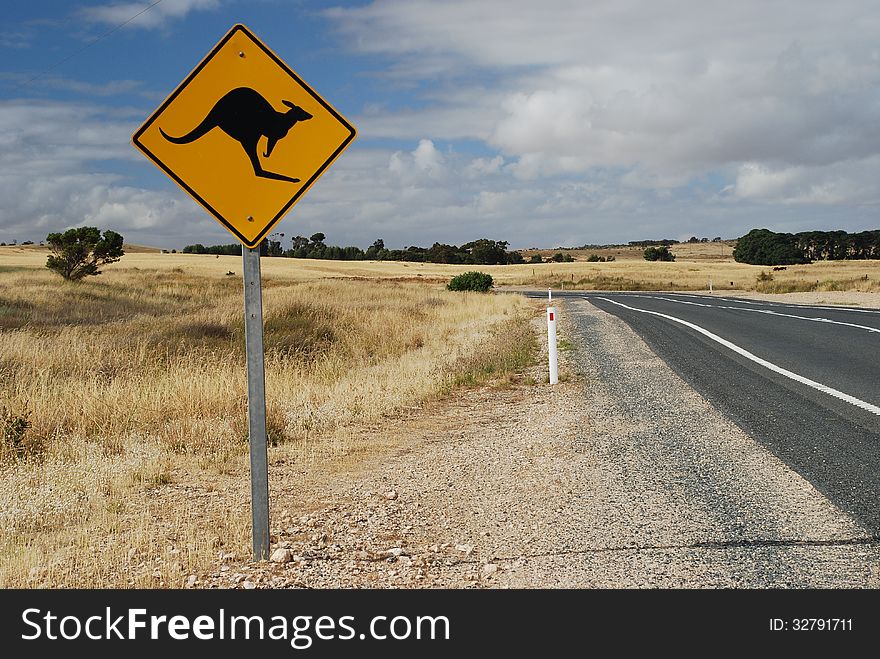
520;240;738;262
4;244;879;293
0;257;536;587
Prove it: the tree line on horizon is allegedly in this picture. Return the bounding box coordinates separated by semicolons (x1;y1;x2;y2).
176;228;880;267
733;228;880;265
181;233;526;265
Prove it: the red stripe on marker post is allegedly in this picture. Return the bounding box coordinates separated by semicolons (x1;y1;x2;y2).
547;305;558;385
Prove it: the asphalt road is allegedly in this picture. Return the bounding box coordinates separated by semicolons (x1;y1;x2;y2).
531;291;880;534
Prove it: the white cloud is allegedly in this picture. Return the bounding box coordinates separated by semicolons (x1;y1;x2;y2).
388;139;446;182
0;98;212;247
412;139;444;174
79;0;221;30
333;0;880;215
464;155;504;179
729;159;880;205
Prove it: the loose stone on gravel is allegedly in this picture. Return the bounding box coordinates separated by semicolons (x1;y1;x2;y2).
270;548;293;563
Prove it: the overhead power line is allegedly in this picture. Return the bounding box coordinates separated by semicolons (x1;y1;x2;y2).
16;0;164;90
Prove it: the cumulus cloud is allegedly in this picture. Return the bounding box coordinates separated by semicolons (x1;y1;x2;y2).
0;98;210;246
79;0;221;30
331;0;880;213
388;139;446;182
729;159;880;205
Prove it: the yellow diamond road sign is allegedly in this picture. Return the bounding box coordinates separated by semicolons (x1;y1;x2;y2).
132;24;356;248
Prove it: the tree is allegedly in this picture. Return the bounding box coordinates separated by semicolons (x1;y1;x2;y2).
45;227;124;281
365;238;386;260
462;238;509;265
733;229;808;265
643;245;675;261
425;242;460;264
506;250;525;264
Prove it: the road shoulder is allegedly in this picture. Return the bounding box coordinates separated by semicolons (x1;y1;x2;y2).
200;301;880;588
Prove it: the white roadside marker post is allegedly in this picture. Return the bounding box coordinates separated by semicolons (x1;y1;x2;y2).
547;289;558;385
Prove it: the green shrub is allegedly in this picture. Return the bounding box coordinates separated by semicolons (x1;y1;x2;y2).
1;404;34;462
643;245;675;261
447;271;494;292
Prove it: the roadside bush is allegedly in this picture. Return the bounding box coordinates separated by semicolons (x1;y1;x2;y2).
1;403;37;462
447;271;494;292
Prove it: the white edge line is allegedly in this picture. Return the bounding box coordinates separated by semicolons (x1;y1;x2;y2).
663;292;880;315
596;296;880;417
630;294;880;334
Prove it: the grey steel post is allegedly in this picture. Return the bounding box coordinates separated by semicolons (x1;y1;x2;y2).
242;246;270;560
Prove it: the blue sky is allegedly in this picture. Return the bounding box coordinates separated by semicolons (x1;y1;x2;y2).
2;0;879;250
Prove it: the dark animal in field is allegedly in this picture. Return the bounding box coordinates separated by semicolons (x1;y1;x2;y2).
160;87;312;183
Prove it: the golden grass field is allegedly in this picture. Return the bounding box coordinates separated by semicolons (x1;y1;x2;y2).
4;240;879;294
1;242;878;587
0;248;537;587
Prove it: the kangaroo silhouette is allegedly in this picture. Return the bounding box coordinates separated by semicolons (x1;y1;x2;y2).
159;87;312;183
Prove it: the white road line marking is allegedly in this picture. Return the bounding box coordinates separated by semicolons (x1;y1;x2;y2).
596;296;880;417
628;294;880;334
660;292;880;315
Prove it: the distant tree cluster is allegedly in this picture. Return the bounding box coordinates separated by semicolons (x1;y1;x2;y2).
181;234;525;265
572;243;621;250
181;243;242;255
629;239;678;247
643;245;675;262
733;229;880;265
527;251;612;263
684;236;722;243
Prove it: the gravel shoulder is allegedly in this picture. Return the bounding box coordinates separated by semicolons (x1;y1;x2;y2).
200;300;880;588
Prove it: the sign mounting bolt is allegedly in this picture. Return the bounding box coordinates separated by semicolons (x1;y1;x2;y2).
239;51;245;58
247;215;254;222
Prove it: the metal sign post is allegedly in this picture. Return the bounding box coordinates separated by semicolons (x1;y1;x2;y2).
243;246;270;560
132;23;356;563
